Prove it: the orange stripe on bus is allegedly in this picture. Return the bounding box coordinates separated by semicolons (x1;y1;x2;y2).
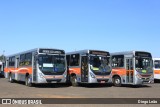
154;70;160;74
4;67;33;75
112;68;127;76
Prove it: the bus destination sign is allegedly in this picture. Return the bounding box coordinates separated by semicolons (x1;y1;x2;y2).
89;50;110;56
135;52;152;57
39;49;65;54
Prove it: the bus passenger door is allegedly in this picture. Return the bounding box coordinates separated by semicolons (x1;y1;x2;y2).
15;57;19;80
81;56;88;82
125;58;134;83
32;54;37;82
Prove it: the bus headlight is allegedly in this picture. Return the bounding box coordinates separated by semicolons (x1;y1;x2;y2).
136;74;142;79
39;73;44;78
90;72;95;78
64;74;67;78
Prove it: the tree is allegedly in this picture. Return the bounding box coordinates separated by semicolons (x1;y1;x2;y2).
0;55;6;62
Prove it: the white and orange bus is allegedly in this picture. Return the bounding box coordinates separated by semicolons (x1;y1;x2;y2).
111;51;154;87
153;58;160;80
4;48;67;87
66;50;112;86
0;61;4;77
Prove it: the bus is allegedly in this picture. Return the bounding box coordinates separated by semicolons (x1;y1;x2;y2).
111;51;154;87
4;48;67;87
0;61;4;77
153;58;160;80
66;50;112;86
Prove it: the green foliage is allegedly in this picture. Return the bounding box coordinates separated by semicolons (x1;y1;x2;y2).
0;55;6;61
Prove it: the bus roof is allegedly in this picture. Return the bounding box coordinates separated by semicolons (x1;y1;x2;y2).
111;51;151;56
6;48;65;58
153;58;160;60
66;49;110;55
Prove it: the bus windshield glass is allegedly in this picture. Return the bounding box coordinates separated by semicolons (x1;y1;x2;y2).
90;55;111;75
38;55;66;75
154;60;160;69
135;57;152;74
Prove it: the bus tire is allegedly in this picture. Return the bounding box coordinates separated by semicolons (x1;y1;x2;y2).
66;75;71;85
25;75;32;87
70;76;78;87
113;76;121;87
9;73;14;83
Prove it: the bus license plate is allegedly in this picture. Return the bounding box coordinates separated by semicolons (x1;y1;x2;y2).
101;81;105;83
51;81;57;83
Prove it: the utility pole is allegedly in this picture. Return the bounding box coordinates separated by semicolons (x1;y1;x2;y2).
2;50;5;63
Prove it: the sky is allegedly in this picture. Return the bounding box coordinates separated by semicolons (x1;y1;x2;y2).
0;0;160;57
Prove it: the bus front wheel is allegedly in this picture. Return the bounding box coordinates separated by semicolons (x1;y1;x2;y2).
113;76;121;87
25;76;32;87
70;76;78;87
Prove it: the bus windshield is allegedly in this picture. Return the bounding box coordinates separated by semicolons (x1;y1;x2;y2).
154;60;160;69
135;57;152;74
38;55;66;75
90;56;111;75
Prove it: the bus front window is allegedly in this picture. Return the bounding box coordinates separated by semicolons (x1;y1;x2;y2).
136;57;152;74
90;56;111;75
38;55;66;75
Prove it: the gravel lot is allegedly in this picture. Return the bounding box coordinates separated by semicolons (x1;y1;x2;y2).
0;78;159;107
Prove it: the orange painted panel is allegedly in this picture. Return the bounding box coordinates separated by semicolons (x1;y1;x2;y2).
154;70;160;74
69;68;81;75
112;68;127;76
4;67;33;75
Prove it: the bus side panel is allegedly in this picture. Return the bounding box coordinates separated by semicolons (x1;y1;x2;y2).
5;67;18;80
69;68;81;75
112;68;126;76
4;66;32;82
154;70;160;79
16;67;32;81
4;67;9;78
69;67;81;82
112;68;126;84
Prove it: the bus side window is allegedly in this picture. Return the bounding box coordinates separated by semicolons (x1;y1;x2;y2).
25;53;32;66
70;54;80;66
19;54;25;66
112;55;124;68
9;57;15;67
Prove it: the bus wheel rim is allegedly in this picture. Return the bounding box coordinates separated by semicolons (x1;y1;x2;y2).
28;77;31;84
9;75;12;81
74;78;77;83
25;78;27;85
115;79;120;84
